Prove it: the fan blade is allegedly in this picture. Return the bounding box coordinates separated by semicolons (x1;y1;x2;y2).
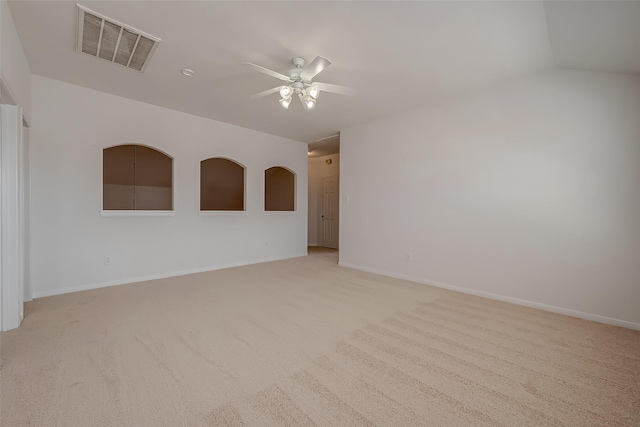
314;82;356;96
243;62;290;81
300;56;331;81
251;86;282;99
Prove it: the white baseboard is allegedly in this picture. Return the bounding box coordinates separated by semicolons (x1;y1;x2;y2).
308;243;319;247
33;253;307;299
338;261;640;331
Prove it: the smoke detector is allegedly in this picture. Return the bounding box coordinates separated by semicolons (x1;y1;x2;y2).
76;4;160;72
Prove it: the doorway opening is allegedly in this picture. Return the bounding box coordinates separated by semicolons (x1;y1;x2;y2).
307;134;340;251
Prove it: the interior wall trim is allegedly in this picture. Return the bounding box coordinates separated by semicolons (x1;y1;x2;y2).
338;261;640;331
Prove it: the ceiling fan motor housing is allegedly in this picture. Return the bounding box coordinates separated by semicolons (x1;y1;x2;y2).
287;57;306;82
288;68;303;81
292;57;306;68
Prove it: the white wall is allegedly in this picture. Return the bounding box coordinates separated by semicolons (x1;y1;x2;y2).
340;69;640;328
308;153;340;245
30;75;308;297
1;0;31;121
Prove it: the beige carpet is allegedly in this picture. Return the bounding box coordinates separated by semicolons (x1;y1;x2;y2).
1;247;639;426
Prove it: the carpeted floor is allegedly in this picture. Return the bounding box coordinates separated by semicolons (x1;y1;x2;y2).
1;247;639;426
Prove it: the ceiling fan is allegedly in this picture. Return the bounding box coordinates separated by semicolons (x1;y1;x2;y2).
243;56;356;110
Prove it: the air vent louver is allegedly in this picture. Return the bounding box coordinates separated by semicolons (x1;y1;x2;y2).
76;5;160;72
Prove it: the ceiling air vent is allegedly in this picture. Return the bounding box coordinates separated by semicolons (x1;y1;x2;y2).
76;4;160;72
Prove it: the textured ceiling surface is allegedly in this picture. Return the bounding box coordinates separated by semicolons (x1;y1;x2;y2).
8;1;639;143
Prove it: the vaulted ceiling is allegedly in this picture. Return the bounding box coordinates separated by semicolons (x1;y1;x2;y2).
8;1;640;143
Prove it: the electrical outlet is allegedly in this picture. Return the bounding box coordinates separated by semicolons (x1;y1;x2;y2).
104;256;112;265
406;253;413;262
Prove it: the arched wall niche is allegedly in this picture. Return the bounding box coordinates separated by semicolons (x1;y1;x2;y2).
265;166;295;211
103;144;173;210
200;157;246;211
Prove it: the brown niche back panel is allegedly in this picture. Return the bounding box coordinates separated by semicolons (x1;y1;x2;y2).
103;144;172;210
200;158;245;211
265;167;295;211
134;146;172;210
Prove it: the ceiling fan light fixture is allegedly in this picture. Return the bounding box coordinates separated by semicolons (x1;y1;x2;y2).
279;85;293;98
279;97;292;109
246;56;354;110
302;95;316;110
307;86;319;99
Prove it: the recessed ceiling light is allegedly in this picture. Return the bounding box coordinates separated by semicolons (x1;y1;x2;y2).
181;69;194;77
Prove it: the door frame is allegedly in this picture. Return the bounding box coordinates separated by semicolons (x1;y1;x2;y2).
1;103;25;331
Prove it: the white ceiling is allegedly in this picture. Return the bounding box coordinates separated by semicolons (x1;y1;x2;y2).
545;1;640;74
8;1;640;143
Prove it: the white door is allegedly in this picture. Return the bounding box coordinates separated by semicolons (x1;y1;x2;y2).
1;104;25;331
321;176;339;249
